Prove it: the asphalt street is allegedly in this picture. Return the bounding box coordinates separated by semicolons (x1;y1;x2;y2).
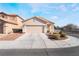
0;46;79;56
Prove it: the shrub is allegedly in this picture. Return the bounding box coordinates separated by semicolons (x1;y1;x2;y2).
53;32;59;34
48;33;61;40
59;31;66;37
52;34;61;40
46;30;51;36
47;30;50;33
48;30;67;40
60;33;66;37
59;31;64;34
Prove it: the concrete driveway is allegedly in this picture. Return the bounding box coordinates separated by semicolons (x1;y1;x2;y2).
0;33;79;55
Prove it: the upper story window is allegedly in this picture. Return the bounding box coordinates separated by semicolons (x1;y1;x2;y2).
0;14;7;19
2;15;5;18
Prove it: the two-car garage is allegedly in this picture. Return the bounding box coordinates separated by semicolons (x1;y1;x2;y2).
22;16;54;33
23;25;45;33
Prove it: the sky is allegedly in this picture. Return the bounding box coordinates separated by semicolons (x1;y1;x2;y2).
0;3;79;27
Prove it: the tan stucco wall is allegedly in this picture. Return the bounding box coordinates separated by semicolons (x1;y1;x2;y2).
50;24;54;33
2;16;54;34
43;25;46;33
23;19;54;33
23;19;37;25
16;17;23;28
3;23;17;34
3;17;23;34
23;19;46;33
23;19;45;25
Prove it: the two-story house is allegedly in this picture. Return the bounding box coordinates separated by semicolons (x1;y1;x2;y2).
0;12;24;34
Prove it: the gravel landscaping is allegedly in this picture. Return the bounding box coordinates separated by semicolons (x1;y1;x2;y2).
0;33;23;41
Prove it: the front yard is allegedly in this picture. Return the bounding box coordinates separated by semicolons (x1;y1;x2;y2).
0;33;78;49
0;33;23;41
46;31;67;40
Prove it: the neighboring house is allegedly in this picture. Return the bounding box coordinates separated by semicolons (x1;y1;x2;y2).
61;24;79;32
0;12;23;34
22;16;54;33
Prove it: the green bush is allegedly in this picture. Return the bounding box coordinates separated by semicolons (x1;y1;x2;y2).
59;31;66;37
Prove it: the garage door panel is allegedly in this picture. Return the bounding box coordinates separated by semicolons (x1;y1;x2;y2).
25;25;44;33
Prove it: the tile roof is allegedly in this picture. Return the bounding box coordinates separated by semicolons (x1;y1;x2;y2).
0;12;24;24
8;14;17;17
23;16;54;24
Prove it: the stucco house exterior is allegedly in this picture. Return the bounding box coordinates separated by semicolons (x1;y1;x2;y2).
22;16;54;33
0;12;54;34
0;12;23;34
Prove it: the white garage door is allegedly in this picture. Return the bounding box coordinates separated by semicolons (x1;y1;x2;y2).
23;25;44;33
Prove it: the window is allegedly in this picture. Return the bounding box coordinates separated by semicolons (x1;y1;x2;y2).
2;15;5;18
13;29;22;33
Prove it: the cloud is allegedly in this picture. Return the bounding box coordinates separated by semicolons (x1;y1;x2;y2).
29;3;69;15
29;4;39;13
70;3;79;11
71;3;77;8
28;3;59;14
50;16;58;20
28;3;79;15
72;5;79;11
72;7;79;11
28;3;46;13
58;5;67;11
23;4;79;26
